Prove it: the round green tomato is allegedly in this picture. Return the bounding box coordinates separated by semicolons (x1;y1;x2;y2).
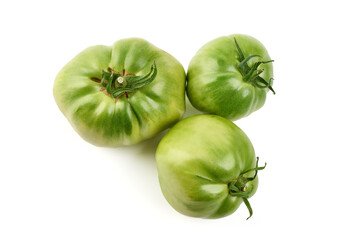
187;34;274;120
156;115;265;219
54;38;186;147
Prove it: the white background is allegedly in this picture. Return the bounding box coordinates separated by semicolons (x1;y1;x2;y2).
1;0;360;239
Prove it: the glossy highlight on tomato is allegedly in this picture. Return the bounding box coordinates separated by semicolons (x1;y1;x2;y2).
53;38;186;147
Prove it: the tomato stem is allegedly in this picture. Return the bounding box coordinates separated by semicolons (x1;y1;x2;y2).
243;198;253;220
234;38;275;94
95;61;157;99
228;157;266;220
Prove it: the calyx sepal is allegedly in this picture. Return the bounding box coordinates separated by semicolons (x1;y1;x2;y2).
234;38;275;94
100;61;157;98
229;157;267;220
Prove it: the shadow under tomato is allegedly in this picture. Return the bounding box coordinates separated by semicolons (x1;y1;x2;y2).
135;129;168;158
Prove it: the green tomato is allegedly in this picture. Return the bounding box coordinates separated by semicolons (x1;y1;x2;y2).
156;115;266;219
54;38;186;147
187;34;274;120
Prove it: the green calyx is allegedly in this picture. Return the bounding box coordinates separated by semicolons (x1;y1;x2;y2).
228;157;267;220
95;61;157;98
234;38;275;94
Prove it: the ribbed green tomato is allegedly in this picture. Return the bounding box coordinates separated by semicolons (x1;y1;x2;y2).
156;115;266;219
54;38;186;147
187;34;274;120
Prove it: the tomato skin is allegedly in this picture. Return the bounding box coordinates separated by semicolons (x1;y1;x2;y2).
187;34;274;120
156;115;259;219
53;38;186;147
